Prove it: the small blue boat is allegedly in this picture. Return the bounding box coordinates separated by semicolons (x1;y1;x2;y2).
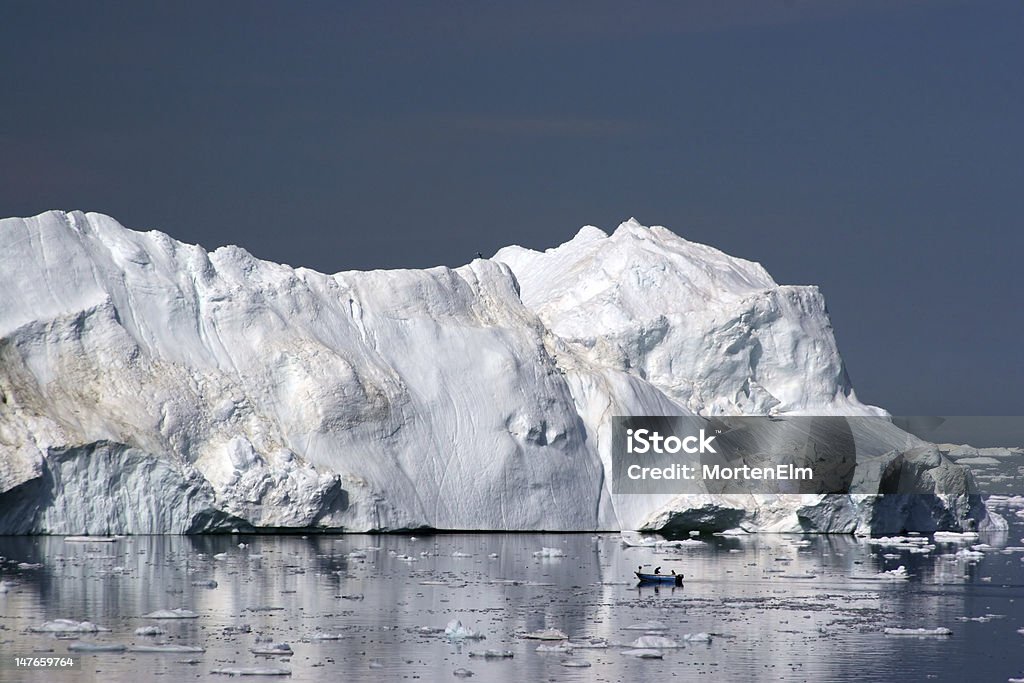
635;571;683;585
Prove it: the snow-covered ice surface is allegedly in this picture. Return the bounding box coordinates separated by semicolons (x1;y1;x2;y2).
1;528;1023;682
0;211;999;534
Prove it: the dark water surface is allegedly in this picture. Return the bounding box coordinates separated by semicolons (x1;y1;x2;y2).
2;511;1024;682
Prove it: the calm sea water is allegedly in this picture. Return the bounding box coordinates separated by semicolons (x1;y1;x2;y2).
1;513;1023;682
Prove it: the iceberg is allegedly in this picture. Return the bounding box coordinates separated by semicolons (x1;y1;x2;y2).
0;211;999;534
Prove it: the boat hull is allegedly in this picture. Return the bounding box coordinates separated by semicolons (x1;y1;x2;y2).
635;572;683;585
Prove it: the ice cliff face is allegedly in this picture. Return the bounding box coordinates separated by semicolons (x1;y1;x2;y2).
0;212;998;534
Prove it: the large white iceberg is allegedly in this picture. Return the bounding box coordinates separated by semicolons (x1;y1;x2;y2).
0;211;999;534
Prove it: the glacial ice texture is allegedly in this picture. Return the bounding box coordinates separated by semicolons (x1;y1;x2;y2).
0;212;998;534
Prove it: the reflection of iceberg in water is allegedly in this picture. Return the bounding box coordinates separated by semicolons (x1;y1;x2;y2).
1;527;1019;682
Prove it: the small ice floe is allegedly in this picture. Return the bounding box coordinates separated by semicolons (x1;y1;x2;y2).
68;642;127;652
129;644;205;653
395;554;417;563
956;614;1003;623
64;536;118;543
630;636;681;648
142;608;199;619
955;456;1001;466
453;668;474;678
621;648;664;659
134;626;165;636
347;550;367;559
566;638;608;649
444;619;485;640
468;650;513;658
954;549;985;561
31;619;109;633
533;547;566;558
210;667;291;676
451;551;473;558
488;553;499;559
536;643;574;653
624;620;667;631
310;631;345;641
191;580;218;588
880;566;909;578
683;633;712;643
17;562;43;570
933;531;979;542
251;642;293;656
521;628;568;640
561;659;592;667
223;624;253;635
621;531;702;548
883;627;952;636
368;658;384;669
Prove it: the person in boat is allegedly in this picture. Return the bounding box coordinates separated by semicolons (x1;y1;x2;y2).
638;565;642;574
654;566;661;575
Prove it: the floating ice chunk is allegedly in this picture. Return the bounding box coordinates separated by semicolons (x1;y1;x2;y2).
213;553;228;560
621;532;702;548
64;536;118;543
68;642;127;652
625;621;667;631
129;644;205;653
31;620;109;633
251;643;293;656
468;650;513;658
566;638;608;649
622;648;664;658
191;580;218;588
488;553;499;559
883;627;952;636
521;628;568;640
445;619;485;640
630;636;680;648
453;668;475;677
561;659;592;667
17;562;42;570
536;643;574;653
955;549;985;560
880;566;909;578
451;552;472;558
955;457;1001;465
210;668;291;676
310;631;345;640
532;547;566;558
933;532;979;542
142;608;199;619
683;632;712;643
134;626;165;636
347;550;367;559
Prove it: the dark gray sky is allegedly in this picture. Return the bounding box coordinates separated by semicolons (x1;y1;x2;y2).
2;1;1022;415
